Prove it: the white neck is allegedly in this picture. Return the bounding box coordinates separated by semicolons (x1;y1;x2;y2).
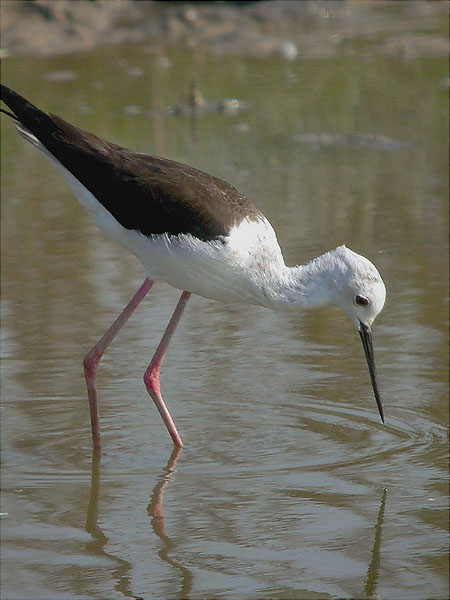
224;219;342;311
256;255;335;311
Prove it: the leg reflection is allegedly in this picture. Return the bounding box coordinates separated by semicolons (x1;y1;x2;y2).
85;449;136;599
147;447;193;598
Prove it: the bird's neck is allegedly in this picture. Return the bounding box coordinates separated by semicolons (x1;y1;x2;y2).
259;253;335;311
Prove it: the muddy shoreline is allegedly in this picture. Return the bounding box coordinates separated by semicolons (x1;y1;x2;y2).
1;0;448;59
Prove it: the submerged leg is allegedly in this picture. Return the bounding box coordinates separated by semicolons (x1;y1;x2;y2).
83;278;154;447
144;291;191;447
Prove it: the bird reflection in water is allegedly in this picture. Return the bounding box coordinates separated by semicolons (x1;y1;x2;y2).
85;447;192;599
364;487;388;599
147;447;193;597
147;446;182;533
85;451;386;599
85;449;137;598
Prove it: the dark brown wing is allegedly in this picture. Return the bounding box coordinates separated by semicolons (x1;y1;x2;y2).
1;85;262;240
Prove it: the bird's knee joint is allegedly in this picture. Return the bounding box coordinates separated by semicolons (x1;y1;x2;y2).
83;352;100;378
143;367;160;391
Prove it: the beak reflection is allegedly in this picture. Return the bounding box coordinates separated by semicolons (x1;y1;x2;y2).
358;321;385;424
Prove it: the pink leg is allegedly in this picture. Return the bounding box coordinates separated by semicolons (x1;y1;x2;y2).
83;278;154;447
144;291;191;447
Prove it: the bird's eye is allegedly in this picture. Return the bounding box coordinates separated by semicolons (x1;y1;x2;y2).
355;295;369;307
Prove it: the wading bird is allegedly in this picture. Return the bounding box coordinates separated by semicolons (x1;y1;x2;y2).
1;85;386;448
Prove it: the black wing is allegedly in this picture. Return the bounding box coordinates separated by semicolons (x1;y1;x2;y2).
1;85;262;241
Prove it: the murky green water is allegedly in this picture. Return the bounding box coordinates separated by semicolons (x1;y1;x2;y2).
1;33;448;600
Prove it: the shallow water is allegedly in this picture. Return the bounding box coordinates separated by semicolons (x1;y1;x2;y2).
1;29;448;600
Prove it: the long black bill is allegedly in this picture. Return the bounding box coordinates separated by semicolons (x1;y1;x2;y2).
358;322;385;424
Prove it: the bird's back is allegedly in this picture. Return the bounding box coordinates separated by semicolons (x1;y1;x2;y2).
1;85;262;242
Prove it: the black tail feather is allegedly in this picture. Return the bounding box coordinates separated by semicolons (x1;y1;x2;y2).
0;107;20;122
1;85;55;137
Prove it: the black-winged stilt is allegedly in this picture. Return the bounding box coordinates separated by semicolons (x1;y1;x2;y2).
1;85;386;448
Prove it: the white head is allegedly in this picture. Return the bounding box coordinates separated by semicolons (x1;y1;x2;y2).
329;245;386;329
304;245;386;423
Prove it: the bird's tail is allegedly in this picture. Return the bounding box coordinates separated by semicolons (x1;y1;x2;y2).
1;85;55;135
1;85;70;158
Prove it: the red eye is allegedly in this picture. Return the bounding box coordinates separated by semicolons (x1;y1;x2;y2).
355;295;369;306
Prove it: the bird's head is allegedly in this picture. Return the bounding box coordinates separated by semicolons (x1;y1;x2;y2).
330;245;386;328
327;246;387;423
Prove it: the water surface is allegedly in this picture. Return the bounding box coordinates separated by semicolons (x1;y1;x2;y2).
1;32;448;600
